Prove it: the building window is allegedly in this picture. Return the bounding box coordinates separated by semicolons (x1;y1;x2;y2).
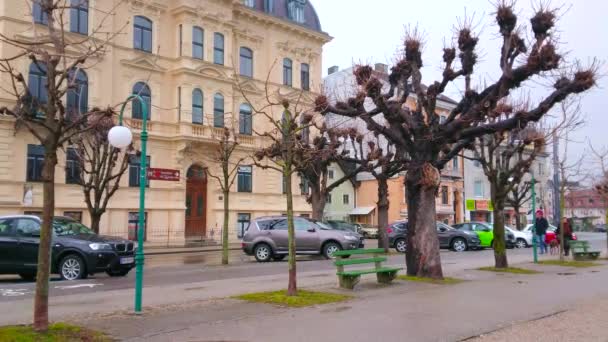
301;63;310;90
65;147;81;184
28;62;47;116
343;194;350;205
283;58;293;86
243;0;254;7
133;16;152;53
129;155;150;187
538;163;544;175
237;213;251;238
192;88;203;124
128;212;147;241
237;166;252;192
192;26;204;59
326;194;332;204
439;116;447;124
132;82;151;120
300;176;310;195
27;145;45;182
239;47;253;77
264;0;274;12
213;33;224;65
178;24;183;56
441;186;449;205
474;180;483;197
282;175;287;194
287;0;305;23
239;104;253;135
214;93;224;128
70;0;88;35
474;160;481;168
66;69;88;118
328;169;334;180
452;156;459;170
33;1;48;25
63;211;82;222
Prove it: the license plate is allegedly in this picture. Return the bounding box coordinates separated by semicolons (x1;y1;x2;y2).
120;257;134;265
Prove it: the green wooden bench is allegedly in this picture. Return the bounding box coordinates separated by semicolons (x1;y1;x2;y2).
570;240;601;261
333;248;402;289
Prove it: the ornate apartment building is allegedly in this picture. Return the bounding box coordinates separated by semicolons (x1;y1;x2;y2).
0;0;331;245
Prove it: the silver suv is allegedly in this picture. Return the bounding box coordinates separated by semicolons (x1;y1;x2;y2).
242;216;364;262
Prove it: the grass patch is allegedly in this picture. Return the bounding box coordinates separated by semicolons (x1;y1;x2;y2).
397;275;464;285
477;266;541;274
0;323;113;341
233;290;352;308
538;260;600;268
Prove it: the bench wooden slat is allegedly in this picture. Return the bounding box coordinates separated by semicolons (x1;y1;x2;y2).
334;257;387;266
337;267;402;277
333;248;386;256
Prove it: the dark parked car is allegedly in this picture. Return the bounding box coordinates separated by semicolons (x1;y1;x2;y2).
594;224;607;233
242;216;363;262
387;221;481;253
0;215;135;281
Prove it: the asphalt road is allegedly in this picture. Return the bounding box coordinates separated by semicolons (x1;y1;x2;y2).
0;232;605;302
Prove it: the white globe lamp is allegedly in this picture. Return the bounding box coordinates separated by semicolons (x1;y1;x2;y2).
108;126;133;148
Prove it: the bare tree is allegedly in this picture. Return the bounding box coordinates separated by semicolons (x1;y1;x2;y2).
315;2;596;278
204;125;245;265
0;0;127;330
506;181;532;230
72;114;131;234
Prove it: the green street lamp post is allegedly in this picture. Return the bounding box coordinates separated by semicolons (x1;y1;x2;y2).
531;175;538;263
108;94;148;313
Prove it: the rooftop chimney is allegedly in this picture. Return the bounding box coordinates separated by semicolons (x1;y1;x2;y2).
328;66;339;75
374;63;388;74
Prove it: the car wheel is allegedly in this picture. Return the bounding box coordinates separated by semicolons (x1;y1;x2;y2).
272;255;286;261
516;238;527;249
451;238;468;252
106;269;130;277
254;243;272;262
19;273;36;281
59;254;86;281
395;239;407;253
322;242;342;259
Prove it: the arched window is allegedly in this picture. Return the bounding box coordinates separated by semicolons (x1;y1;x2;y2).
28;62;47;111
66;69;88;116
239;47;253;77
239;104;252;135
133;16;152;52
192;88;203;124
132;82;151;120
213;93;224;128
192;26;204;59
300;63;310;90
70;0;88;35
283;58;292;86
213;33;224;65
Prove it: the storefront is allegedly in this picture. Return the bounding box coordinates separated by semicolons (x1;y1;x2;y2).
466;199;493;223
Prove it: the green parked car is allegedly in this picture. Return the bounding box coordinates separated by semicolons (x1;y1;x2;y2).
451;222;516;249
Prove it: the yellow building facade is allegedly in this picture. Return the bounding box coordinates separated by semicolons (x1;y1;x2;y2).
0;0;330;245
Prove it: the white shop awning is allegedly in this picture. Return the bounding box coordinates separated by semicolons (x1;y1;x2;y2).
350;207;375;215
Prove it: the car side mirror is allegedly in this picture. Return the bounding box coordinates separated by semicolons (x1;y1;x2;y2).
439;227;447;232
307;228;316;233
484;228;492;232
30;231;41;237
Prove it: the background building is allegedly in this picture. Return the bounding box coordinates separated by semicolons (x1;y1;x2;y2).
0;0;331;245
565;189;607;226
322;163;356;221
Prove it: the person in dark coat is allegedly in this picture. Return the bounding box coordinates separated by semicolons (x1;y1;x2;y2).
534;210;549;254
555;217;573;256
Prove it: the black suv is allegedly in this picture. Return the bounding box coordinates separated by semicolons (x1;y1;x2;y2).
0;215;135;281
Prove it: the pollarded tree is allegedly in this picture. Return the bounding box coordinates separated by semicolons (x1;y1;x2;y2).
315;2;596;278
467;108;546;268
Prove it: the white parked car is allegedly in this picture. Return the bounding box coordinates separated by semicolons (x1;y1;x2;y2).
505;226;532;248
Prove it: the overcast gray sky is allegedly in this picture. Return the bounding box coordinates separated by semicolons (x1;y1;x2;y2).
311;0;607;165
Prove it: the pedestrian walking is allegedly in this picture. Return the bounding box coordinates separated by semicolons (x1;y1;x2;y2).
535;210;549;254
555;217;573;256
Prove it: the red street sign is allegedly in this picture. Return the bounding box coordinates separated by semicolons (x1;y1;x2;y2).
147;168;180;181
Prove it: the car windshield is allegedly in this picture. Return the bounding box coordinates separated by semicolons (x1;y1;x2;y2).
53;218;95;236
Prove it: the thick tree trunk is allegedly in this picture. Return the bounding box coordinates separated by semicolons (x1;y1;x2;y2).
492;204;508;268
34;148;57;331
377;176;390;251
285;169;297;296
513;205;522;230
90;212;102;234
310;184;326;221
222;188;230;265
405;166;443;279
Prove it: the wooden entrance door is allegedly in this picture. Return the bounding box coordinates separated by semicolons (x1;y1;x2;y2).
185;165;207;238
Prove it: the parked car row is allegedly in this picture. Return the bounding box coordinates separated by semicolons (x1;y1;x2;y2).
0;215;135;281
387;221;485;253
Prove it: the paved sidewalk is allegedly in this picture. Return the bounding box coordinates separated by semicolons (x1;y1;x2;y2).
80;261;608;342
